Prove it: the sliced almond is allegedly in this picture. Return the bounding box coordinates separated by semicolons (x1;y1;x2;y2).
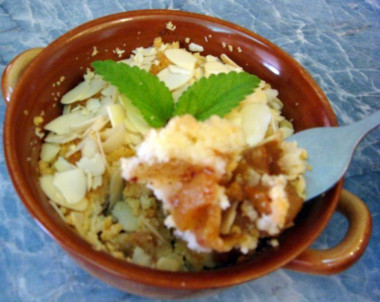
76;153;105;177
204;61;230;77
63;105;71;115
220;54;240;68
263;88;279;102
241;103;272;146
244;89;268;105
142;46;157;56
81;137;98;158
86;98;101;112
92;175;103;190
279;124;294;139
61;81;91;104
101;85;117;96
164;48;197;71
53;156;76;172
112;201;139;232
123;118;139;134
40;175;66;205
69;115;101;133
44;132;78;144
40;143;60;163
102;124;126;153
82;116;109;137
44;111;95;135
40;175;88;211
206;55;218;62
61;77;106;105
82;77;107;100
220;201;239;235
121;95;151;135
194;67;205;80
107;103;126;128
225;64;243;73
109;168;124;210
53;169;87;204
168;65;192;75
119;58;138;67
188;42;204;52
172;83;191;102
126;132;143;146
157;67;193;91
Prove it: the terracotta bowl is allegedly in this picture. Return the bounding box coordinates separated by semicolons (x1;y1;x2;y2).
1;10;372;299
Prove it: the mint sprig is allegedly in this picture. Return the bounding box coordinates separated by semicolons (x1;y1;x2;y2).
174;72;260;120
92;60;260;127
92;60;174;128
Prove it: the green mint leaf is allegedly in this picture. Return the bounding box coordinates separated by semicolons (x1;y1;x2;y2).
174;72;260;120
92;60;174;128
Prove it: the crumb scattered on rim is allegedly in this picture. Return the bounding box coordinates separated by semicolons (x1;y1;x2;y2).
35;127;44;138
113;48;125;58
33;116;43;126
166;21;176;31
91;46;99;57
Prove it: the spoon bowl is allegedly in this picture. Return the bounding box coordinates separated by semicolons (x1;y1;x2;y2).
288;110;380;200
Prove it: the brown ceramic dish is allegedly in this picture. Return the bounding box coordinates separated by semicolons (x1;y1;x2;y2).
1;10;372;299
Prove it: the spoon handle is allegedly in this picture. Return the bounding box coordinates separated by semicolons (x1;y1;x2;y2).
348;110;380;141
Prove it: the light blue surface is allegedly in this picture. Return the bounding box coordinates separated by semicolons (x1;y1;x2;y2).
0;0;379;301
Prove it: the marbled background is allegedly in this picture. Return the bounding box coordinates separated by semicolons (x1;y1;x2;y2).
0;0;379;301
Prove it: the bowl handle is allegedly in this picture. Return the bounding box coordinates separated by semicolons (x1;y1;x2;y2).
285;189;372;274
1;48;43;104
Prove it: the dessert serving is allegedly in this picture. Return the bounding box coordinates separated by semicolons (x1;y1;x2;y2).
37;37;307;271
3;10;372;298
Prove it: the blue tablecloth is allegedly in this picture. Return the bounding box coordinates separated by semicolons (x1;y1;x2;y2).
0;1;379;301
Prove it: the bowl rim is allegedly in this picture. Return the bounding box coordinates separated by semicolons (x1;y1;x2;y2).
3;9;341;289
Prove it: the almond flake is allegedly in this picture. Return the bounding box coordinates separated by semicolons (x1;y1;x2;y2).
44;132;79;144
204;61;230;77
40;143;60;163
81;137;98;158
106;103;126;128
44;111;96;135
76;153;105;177
220;54;240;68
109;168;124;210
168;65;192;75
240;103;272;146
164;49;197;71
188;43;204;52
86;98;101;112
102;124;126;153
157;67;193;91
53;157;76;172
61;77;106;104
53;169;87;204
92;175;103;190
41;174;88;211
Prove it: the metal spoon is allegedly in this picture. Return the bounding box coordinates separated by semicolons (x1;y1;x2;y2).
286;110;380;201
